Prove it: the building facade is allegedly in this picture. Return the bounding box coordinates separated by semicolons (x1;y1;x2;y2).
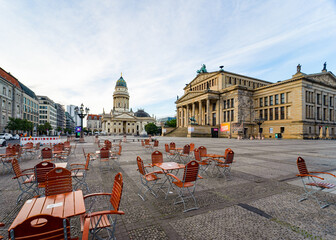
67;105;81;127
38;96;57;135
0;67;23;132
55;103;66;132
65;112;75;132
87;114;102;133
101;75;155;135
175;64;336;139
18;82;39;130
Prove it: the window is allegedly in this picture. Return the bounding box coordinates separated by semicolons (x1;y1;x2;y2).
259;110;263;119
317;107;321;120
231;98;234;108
227;99;230;108
275;94;279;105
264;109;268;120
223;100;226;109
275;107;279;120
264;97;268;106
280;107;285;119
223;111;226;122
228;77;231;84
330;109;333;121
323;95;327;106
231;110;234;121
280;127;285;133
270;96;273;106
330;96;333;107
317;93;321;104
227;111;230;122
259;98;263;107
280;93;285;104
212;103;216;111
323;108;327;121
3;87;6;95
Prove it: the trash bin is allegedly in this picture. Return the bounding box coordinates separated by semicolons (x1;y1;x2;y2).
211;128;218;138
278;133;282;138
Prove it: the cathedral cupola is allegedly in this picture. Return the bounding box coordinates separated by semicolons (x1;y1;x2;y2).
113;73;130;112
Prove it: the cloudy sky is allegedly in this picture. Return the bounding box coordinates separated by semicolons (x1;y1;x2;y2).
0;0;336;118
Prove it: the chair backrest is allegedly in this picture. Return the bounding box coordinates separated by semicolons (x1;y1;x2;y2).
153;140;159;147
224;148;234;164
190;143;195;152
12;144;21;153
24;142;34;148
183;161;199;183
45;167;72;196
198;146;207;157
193;148;201;161
152;151;163;165
104;140;112;149
35;143;40;150
183;144;190;154
64;141;70;148
6;146;16;155
136;156;146;176
110;172;123;211
164;144;170;153
41;147;53;159
53;143;64;151
144;139;150;145
34;161;55;184
9;214;71;240
297;156;309;175
100;147;110;159
11;158;22;178
169;142;176;150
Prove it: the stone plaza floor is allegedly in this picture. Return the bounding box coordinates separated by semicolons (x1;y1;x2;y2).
1;136;336;239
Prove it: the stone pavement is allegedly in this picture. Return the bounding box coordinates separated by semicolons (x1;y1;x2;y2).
1;136;336;239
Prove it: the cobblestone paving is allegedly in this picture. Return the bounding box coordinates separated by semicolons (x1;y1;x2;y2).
1;136;336;239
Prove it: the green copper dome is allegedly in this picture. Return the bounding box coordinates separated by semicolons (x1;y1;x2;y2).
116;76;127;88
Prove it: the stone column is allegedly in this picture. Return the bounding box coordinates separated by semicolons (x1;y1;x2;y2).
217;99;221;125
181;107;184;127
186;104;189;127
198;101;202;125
176;107;179;127
206;99;210;125
192;103;195;119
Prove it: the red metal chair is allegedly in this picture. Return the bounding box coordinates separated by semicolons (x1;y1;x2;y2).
99;147;112;169
296;156;336;208
144;139;152;152
194;148;211;175
104;140;112;150
137;156;162;200
198;146;207;159
81;172;124;240
167;160;201;212
164;143;176;160
189;143;195;152
11;158;37;203
8;214;90;240
110;145;122;167
40;147;53;161
169;142;176;152
178;144;191;163
151;150;163;165
1;146;16;173
214;148;235;178
45;167;72;196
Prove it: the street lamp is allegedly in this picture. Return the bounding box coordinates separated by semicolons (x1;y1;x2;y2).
254;118;264;139
75;103;89;142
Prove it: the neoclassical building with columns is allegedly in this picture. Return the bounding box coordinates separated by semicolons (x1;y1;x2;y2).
101;75;155;135
176;64;336;139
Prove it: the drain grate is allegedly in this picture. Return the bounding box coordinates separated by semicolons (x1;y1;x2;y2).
238;203;272;219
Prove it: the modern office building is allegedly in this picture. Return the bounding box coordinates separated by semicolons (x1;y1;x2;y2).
65;111;75;132
55;103;66;132
101;74;155;135
67;105;81;127
18;81;39;130
37;96;57;135
175;63;336;139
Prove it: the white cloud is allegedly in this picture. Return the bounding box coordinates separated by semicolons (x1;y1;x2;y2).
0;0;335;118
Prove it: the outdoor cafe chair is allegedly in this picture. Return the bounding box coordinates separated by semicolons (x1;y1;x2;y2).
296;156;336;208
214;148;235;179
81;172;124;240
169;142;176;152
99;147;113;170
1;146;16;173
194;148;211;176
110;145;122;168
198;146;207;159
104;140;112;150
165;143;176;160
152;140;159;151
178;144;191;163
167;160;201;212
11;158;37;204
40;147;53;162
144;139;152;153
82;147;96;161
137;156;162;200
8;213;90;240
71;153;91;193
34;161;55;195
45;167;72;196
189;143;195;152
0;222;3;240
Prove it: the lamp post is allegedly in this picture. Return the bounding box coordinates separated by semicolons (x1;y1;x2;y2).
254;118;264;139
75;103;89;143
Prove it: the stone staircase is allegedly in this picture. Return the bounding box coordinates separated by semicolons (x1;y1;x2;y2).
165;127;188;137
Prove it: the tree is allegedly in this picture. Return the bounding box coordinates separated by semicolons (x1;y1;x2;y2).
145;123;158;135
165;119;176;128
6;118;33;133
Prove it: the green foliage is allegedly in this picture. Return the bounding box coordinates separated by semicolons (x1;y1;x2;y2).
165;119;176;128
64;128;73;134
37;122;53;135
6;118;33;132
145;123;158;135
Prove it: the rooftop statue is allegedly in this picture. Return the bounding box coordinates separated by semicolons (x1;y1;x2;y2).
197;64;208;74
297;64;301;73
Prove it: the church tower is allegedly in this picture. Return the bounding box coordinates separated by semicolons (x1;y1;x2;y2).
113;74;130;112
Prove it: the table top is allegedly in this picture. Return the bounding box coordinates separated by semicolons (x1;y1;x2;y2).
154;162;185;171
55;163;67;168
9;190;85;231
205;154;225;158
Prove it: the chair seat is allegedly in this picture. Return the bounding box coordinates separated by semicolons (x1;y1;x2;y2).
80;214;110;231
24;175;35;184
173;181;194;188
72;172;84;177
306;182;335;189
216;163;230;167
144;173;160;181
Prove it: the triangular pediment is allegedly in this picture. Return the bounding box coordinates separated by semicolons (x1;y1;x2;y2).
114;113;136;120
307;72;336;87
185;72;219;90
176;91;203;103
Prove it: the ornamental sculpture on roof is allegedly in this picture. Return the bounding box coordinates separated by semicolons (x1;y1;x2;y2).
197;64;208;74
